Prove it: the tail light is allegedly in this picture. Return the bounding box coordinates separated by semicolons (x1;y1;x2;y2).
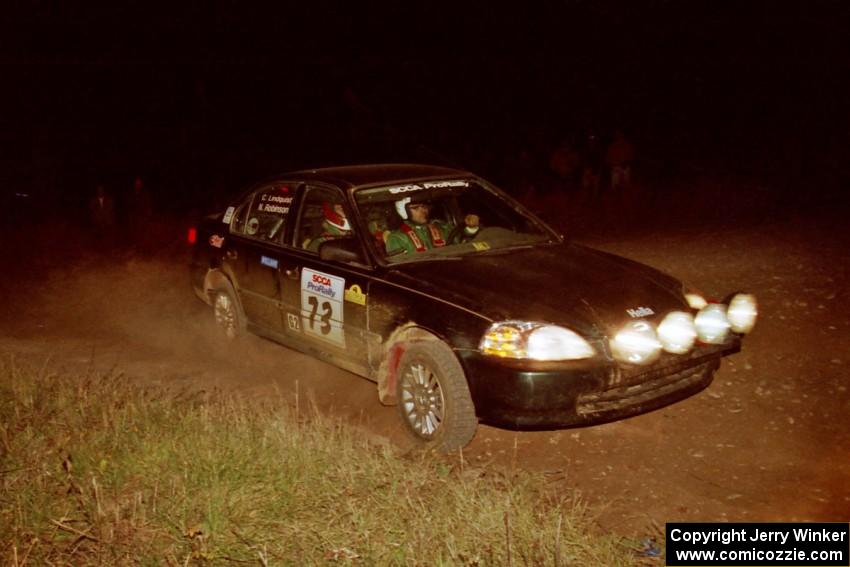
187;227;197;245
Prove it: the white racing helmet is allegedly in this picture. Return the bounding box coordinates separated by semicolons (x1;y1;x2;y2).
395;196;411;220
395;196;432;221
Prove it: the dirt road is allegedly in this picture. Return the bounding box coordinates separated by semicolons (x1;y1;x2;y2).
3;216;848;536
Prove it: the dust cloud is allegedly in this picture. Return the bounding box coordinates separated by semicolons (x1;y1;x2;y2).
0;222;387;421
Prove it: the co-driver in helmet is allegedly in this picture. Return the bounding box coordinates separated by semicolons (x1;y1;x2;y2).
306;200;352;252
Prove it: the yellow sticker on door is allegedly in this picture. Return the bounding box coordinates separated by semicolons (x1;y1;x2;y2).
344;284;367;305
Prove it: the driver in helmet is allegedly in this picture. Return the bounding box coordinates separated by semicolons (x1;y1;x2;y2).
385;195;479;256
306;200;351;251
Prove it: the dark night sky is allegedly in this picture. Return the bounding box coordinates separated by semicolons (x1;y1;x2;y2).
3;2;849;214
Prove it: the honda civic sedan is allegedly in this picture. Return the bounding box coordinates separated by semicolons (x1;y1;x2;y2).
188;164;757;451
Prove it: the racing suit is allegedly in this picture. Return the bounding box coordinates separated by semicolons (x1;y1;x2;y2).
385;220;453;256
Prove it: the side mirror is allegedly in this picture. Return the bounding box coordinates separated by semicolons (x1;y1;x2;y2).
319;237;365;264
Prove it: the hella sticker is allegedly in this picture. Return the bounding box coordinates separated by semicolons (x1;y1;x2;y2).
627;306;655;318
260;255;279;269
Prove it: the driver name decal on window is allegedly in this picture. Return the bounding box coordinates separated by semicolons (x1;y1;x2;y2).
222;206;235;224
300;268;346;347
258;192;293;215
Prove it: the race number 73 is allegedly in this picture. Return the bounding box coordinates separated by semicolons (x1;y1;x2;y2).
300;268;345;347
307;295;332;334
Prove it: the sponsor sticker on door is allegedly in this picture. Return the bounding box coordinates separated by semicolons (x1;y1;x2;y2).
344;284;367;305
300;268;345;347
260;255;279;269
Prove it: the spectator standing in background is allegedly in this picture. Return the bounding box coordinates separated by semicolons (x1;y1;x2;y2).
580;132;604;197
548;138;581;190
506;147;540;200
88;183;115;242
126;175;153;250
606;130;636;191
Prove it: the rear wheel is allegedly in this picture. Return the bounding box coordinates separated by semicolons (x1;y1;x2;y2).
212;283;244;339
396;340;477;452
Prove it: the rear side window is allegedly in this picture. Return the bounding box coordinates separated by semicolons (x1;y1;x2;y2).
230;183;296;244
293;186;352;252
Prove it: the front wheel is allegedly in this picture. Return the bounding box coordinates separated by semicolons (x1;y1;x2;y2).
396;340;478;452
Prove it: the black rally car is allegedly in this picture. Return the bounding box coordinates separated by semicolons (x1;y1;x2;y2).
189;164;757;450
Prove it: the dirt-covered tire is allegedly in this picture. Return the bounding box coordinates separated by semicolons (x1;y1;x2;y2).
211;281;245;340
395;340;478;452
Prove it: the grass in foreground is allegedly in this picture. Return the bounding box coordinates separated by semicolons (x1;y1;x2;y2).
0;355;639;566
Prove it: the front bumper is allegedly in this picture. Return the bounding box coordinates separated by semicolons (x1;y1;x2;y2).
460;341;739;430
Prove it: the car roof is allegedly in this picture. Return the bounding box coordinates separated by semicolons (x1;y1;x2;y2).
287;163;472;189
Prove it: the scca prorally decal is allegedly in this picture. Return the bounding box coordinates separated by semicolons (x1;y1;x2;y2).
301;268;346;347
387;180;470;194
387;184;423;194
422;180;469;189
306;272;338;299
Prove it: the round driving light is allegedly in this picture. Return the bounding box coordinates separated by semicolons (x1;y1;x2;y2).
658;311;697;354
727;293;758;334
694;303;730;344
611;320;662;365
685;292;708;310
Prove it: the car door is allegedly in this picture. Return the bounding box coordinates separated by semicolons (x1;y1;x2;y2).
224;182;297;334
277;183;372;376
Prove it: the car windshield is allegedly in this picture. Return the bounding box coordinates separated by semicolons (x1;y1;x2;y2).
354;178;557;265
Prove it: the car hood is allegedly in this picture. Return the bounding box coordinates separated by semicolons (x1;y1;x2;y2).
385;243;688;337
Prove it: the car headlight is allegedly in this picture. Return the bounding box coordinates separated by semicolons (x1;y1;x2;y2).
610;320;662;365
694;303;730;344
727;293;758;334
479;321;595;361
657;311;697;354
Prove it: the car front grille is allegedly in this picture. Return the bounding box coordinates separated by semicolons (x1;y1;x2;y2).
576;358;718;416
610;342;734;388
